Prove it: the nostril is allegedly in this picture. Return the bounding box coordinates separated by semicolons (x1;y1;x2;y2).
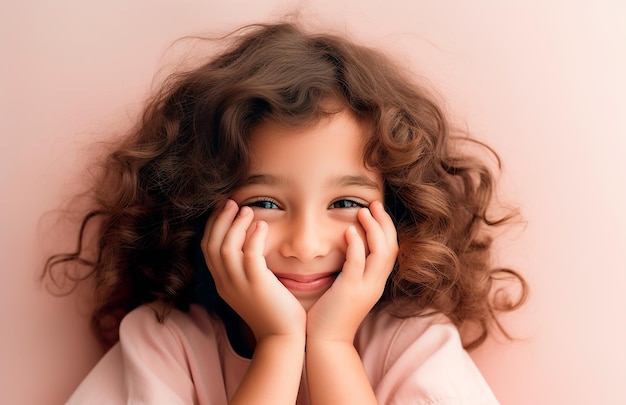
279;229;327;262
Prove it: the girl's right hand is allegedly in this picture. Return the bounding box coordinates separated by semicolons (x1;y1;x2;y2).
201;199;306;342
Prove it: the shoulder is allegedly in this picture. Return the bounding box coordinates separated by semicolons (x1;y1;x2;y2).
356;308;500;405
118;303;226;360
121;303;219;338
66;304;228;404
121;302;220;334
356;308;458;377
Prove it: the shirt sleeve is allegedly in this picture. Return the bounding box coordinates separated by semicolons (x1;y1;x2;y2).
118;305;198;404
65;305;228;405
356;311;500;405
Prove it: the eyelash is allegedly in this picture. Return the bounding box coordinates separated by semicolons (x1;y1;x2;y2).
329;199;367;209
244;198;367;210
245;198;281;210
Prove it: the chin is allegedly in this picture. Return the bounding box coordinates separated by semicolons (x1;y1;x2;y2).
299;298;318;313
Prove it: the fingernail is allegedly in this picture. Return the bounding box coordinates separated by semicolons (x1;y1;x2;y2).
372;201;384;212
224;199;236;210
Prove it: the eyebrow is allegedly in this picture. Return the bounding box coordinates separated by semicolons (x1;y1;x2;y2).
243;174;381;191
243;174;289;186
330;175;382;191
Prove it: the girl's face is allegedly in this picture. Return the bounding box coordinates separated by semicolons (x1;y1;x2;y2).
230;110;384;311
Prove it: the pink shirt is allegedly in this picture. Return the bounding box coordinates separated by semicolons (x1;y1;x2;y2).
66;304;500;404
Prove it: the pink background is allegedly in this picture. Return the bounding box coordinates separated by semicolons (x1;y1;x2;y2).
2;1;625;404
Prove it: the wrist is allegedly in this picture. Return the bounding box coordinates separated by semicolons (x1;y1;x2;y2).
233;331;305;405
255;332;306;352
306;320;358;345
305;334;356;348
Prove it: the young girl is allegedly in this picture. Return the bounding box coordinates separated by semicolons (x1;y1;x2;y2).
48;22;527;404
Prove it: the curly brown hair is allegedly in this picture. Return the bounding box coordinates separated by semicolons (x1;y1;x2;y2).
44;22;527;349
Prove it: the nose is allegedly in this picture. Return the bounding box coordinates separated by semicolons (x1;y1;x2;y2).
278;212;331;262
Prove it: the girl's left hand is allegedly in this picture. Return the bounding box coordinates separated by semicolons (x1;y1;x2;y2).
306;201;398;343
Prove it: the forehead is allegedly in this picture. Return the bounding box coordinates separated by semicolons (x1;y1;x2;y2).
247;110;376;178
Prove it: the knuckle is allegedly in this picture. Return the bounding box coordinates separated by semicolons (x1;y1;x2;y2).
204;236;219;253
219;242;232;258
390;243;399;256
242;256;257;271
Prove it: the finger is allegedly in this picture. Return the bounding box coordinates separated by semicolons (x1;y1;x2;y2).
201;200;239;281
200;198;230;244
242;220;270;281
357;205;387;255
341;225;366;282
220;206;255;274
357;204;396;281
203;199;239;258
370;201;398;251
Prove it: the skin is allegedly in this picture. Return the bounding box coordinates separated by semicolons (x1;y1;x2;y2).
201;109;399;404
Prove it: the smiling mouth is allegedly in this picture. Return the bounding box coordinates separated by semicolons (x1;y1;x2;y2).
275;272;340;291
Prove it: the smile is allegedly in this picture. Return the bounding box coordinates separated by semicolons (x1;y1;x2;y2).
274;272;339;291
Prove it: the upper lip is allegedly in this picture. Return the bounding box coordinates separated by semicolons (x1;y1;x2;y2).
273;271;339;283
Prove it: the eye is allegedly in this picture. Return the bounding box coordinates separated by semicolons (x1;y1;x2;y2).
245;198;281;210
329;199;367;209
